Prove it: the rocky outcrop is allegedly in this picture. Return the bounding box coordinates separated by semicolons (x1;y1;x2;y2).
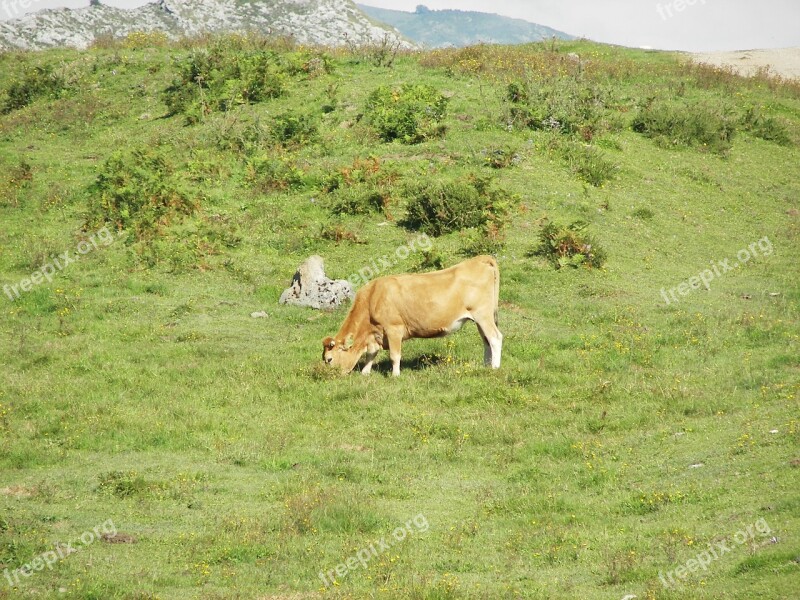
279;256;354;310
0;0;412;51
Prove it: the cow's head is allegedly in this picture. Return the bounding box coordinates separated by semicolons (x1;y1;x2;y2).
322;334;363;373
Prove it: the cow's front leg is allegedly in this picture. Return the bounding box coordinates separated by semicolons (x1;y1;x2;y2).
361;348;379;375
387;330;404;376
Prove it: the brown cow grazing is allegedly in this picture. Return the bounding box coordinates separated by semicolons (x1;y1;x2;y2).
322;255;502;376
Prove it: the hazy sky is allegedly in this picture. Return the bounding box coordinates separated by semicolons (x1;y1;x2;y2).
2;0;799;52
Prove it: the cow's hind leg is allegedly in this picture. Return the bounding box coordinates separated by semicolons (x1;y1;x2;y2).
478;329;491;366
474;312;503;369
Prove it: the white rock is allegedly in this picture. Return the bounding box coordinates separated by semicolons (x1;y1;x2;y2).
279;255;354;310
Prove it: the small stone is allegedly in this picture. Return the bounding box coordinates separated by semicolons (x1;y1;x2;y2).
101;532;137;544
250;311;269;318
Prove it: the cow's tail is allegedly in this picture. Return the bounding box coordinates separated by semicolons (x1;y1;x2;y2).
492;257;500;326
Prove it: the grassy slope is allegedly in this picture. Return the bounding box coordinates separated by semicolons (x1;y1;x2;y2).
0;39;798;599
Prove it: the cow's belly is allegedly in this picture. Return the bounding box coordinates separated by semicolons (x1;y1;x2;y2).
410;315;472;339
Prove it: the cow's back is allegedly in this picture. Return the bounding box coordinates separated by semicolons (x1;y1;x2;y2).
368;256;499;336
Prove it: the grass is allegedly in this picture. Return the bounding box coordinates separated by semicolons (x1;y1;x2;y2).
0;35;798;599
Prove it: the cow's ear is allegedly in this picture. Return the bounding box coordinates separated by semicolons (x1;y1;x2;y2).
344;333;354;350
323;337;336;350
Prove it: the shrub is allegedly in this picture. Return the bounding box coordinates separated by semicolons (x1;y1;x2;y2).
631;99;737;154
133;216;241;272
363;84;448;144
481;144;520;169
631;207;655;220
319;223;365;245
329;184;389;216
245;154;306;192
86;147;200;240
462;220;507;255
531;220;606;269
1;65;67;114
411;249;446;272
559;142;617;187
0;159;33;207
402;174;512;237
324;157;397;216
740;105;792;146
345;33;403;68
506;79;620;140
269;110;318;147
209;116;271;154
162;40;299;123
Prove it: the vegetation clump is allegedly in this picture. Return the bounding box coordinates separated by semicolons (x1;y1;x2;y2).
1;64;68;114
0;159;33;207
269;110;319;147
323;156;397;216
245;153;306;193
402;174;511;237
631;99;737;154
481;144;520;169
86;147;200;239
363;83;448;143
740;105;792;146
506;79;621;140
532;220;606;269
162;38;331;124
558;141;618;187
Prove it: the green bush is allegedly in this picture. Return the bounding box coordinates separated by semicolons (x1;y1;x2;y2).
507;79;620;140
209;117;271;154
269;110;318;147
323;157;396;216
329;184;390;216
631;99;737;154
402;174;511;237
87;148;199;240
245;154;306;192
531;220;606;269
741;105;792;146
0;159;33;207
481;144;520;169
318;223;365;245
559;142;617;187
133;216;242;272
363;84;448;144
161;39;333;124
1;65;67;114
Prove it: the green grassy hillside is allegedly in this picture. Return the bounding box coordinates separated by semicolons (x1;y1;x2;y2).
0;36;798;599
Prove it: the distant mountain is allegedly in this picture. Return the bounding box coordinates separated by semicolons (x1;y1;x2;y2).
0;0;411;51
357;4;574;48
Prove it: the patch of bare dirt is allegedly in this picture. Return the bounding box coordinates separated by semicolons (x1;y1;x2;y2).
690;48;800;79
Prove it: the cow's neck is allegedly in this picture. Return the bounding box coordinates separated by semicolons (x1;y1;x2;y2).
336;296;370;350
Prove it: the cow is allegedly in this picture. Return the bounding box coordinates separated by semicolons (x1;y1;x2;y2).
322;255;502;376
